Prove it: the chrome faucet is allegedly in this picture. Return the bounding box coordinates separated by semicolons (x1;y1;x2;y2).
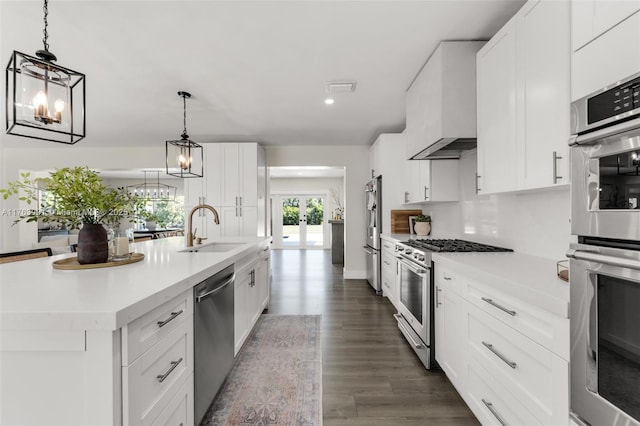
187;204;220;247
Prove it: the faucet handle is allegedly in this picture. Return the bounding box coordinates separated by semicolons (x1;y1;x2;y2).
196;237;208;245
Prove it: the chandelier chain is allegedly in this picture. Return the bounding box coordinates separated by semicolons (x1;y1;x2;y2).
42;0;50;52
183;94;187;135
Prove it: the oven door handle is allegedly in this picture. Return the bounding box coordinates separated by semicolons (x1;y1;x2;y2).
567;249;640;271
393;314;424;349
396;257;429;275
362;246;377;256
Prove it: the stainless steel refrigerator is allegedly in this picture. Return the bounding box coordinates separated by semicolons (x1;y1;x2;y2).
363;176;382;294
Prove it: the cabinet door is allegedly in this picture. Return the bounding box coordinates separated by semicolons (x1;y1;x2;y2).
219;206;240;237
419;161;431;202
204;144;222;206
369;140;379;179
234;269;250;355
477;19;518;194
256;252;271;311
183;178;204;207
435;281;467;392
403;160;421;204
516;0;569;190
239;143;258;207
593;0;640;40
221;144;240;207
405;68;428;159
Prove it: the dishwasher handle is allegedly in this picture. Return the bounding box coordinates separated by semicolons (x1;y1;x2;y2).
196;273;236;303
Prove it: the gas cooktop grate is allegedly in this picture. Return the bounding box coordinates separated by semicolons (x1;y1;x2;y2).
404;239;513;253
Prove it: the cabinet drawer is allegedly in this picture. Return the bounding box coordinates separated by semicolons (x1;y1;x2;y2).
381;252;397;276
381;239;395;254
435;266;468;298
122;290;193;365
466;359;543;426
468;304;568;425
123;319;193;426
467;280;569;359
151;374;194;426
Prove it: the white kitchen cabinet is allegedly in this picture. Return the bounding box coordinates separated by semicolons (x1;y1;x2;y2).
435;268;468;393
380;238;398;308
405;41;484;160
571;1;640;100
432;258;570;426
572;0;640;52
477;0;569;194
368;139;380;179
404;160;459;203
184;143;266;238
477;17;518;194
233;246;271;355
516;0;570;189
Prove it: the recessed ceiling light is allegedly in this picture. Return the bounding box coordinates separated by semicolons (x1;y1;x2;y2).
324;98;334;105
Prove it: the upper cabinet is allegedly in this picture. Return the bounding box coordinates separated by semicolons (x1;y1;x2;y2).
406;41;485;160
404;160;460;204
571;0;640;100
476;0;570;194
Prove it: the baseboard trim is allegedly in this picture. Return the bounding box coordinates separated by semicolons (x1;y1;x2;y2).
343;269;366;280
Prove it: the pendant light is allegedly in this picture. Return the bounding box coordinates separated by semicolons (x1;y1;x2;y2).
5;0;86;144
127;171;177;201
166;91;203;178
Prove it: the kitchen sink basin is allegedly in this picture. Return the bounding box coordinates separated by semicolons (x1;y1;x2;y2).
181;242;246;253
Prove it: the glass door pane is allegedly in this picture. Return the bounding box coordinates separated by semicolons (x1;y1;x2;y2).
305;197;324;247
281;197;302;247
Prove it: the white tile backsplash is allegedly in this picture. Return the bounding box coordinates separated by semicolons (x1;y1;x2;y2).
423;150;573;260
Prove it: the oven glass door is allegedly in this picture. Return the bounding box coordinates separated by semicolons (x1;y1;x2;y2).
397;258;429;344
570;245;640;426
594;273;640;421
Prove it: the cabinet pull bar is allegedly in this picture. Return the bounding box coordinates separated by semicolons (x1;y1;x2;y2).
476;174;481;193
482;341;517;369
404;191;410;203
157;310;184;327
481;399;508;426
435;286;442;307
156;357;183;383
481;297;516;316
553;151;563;184
393;314;423;349
424;186;429;200
443;276;452;281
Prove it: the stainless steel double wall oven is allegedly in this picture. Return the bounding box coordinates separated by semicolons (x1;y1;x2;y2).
568;71;640;426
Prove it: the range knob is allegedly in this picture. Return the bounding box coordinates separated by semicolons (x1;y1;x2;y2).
415;254;425;262
404;249;413;255
395;245;403;253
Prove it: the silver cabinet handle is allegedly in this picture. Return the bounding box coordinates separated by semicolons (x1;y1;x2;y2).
394;314;423;349
443;275;452;281
239;196;242;206
481;297;516;316
424;186;429;200
482;399;508;426
404;191;410;203
196;274;235;303
476;174;481;193
482;341;517;369
157;310;184;327
383;260;391;266
435;286;442;307
384;243;391;249
156;357;183;383
552;151;563;184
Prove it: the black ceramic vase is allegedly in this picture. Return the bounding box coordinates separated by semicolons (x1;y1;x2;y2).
77;223;109;264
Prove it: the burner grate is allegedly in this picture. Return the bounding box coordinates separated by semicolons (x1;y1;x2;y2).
406;239;512;253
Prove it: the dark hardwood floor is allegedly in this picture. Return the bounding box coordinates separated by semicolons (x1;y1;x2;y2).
268;249;479;425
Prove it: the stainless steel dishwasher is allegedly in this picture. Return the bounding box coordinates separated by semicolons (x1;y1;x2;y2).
194;264;235;424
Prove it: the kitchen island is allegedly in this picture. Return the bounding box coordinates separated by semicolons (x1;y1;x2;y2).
0;236;271;425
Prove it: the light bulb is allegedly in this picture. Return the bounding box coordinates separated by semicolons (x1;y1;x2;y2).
32;91;47;119
54;99;65;122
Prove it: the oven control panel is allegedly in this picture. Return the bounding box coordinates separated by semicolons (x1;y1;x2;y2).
588;75;640;124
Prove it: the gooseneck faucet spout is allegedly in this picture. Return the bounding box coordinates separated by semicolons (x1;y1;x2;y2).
187;204;220;247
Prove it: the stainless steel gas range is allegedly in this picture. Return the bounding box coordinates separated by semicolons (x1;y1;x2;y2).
393;238;512;369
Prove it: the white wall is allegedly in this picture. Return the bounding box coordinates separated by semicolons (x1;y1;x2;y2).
422;150;573;260
1;146;167;250
265;146;369;278
270;176;344;217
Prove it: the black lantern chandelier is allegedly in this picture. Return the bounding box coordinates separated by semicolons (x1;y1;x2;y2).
5;0;86;144
127;171;177;201
166;91;203;178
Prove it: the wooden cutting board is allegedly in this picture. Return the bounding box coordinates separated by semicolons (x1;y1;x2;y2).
390;209;423;234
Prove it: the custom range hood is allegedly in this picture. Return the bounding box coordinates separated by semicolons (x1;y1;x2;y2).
406;41;484;160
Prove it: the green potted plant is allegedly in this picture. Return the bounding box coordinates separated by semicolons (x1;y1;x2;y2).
1;167;145;264
141;211;161;230
414;214;431;236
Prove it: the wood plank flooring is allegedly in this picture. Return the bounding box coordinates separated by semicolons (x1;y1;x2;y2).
268;249;479;425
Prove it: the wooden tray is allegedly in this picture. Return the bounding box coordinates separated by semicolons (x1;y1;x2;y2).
390;209;423;233
53;253;144;270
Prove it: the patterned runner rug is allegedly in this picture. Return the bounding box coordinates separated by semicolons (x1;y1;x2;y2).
202;314;322;426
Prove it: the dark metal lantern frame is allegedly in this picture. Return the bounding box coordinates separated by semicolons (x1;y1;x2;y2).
166;91;203;178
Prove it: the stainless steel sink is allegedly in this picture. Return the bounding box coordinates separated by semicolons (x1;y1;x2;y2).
181;243;245;253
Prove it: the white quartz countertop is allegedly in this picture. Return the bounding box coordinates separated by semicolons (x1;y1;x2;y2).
433;252;569;318
0;236;270;331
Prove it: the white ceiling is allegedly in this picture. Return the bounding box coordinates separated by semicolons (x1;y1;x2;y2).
0;0;525;149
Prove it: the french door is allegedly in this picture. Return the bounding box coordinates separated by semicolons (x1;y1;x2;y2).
272;194;328;249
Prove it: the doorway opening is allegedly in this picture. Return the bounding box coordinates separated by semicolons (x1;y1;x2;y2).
273;194;327;248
